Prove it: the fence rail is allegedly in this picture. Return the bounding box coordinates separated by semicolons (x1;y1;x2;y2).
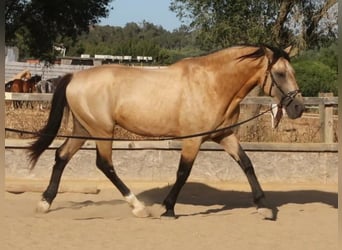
5;62;92;82
4;139;338;152
5;93;338;146
5;62;163;83
5;92;338;105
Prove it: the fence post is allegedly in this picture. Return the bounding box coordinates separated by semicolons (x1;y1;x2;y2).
318;93;334;143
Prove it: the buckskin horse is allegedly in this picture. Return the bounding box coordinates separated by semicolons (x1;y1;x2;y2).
28;45;304;220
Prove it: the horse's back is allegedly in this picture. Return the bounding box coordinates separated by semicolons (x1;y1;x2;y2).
9;79;24;92
66;65;197;136
68;65;181;100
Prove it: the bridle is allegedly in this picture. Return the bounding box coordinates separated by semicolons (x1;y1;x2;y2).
261;59;301;108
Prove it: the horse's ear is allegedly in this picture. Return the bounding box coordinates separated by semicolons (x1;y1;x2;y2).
264;47;274;62
284;46;298;58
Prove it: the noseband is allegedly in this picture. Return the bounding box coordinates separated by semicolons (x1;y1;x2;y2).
262;60;301;108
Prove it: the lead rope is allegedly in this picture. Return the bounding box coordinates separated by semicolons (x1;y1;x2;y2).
5;106;274;141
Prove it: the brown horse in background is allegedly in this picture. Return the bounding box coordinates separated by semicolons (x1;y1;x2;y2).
6;79;25;108
5;69;32;92
8;69;32;82
28;45;304;220
23;75;41;93
6;79;23;92
6;74;41;108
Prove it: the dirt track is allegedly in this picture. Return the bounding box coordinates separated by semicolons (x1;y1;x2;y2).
3;180;338;250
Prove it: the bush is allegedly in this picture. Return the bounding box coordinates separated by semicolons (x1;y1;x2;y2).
292;60;337;96
292;43;337;97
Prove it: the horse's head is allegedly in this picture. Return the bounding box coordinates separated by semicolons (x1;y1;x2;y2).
22;71;32;81
261;46;304;119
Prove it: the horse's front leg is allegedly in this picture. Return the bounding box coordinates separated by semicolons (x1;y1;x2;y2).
213;134;276;220
162;139;201;218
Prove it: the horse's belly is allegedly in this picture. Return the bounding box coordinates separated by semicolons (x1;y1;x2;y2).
114;108;179;137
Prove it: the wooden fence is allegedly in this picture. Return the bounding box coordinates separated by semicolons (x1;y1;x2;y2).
5;93;338;146
5;62;164;82
5;62;92;82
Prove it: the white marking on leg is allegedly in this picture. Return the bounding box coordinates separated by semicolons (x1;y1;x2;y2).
125;193;150;218
36;199;50;213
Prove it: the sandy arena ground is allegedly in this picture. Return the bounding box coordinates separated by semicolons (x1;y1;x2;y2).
2;180;338;250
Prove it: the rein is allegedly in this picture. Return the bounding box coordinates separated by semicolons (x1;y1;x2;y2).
5;106;274;142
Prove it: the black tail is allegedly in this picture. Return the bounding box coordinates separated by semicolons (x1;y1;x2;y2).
28;73;73;169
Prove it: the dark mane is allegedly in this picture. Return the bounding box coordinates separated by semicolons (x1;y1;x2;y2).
238;45;290;63
178;44;290;65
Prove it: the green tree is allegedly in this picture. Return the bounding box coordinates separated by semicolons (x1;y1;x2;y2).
5;0;113;61
170;0;337;50
293;60;337;96
170;0;275;50
5;0;26;42
66;22;200;64
292;43;337;96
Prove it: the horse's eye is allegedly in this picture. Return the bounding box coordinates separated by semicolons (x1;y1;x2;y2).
275;72;286;78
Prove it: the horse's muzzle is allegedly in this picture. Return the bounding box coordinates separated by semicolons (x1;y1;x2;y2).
285;98;305;119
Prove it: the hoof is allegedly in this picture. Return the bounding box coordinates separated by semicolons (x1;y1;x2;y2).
132;206;150;218
125;193;150;218
161;209;177;219
257;207;275;220
36;199;50;213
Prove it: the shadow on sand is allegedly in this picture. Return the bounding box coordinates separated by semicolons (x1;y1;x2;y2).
49;182;337;219
137;182;337;217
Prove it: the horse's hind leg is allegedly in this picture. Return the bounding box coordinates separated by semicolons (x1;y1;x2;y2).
36;118;87;213
36;137;86;213
13;100;21;109
213;134;276;220
95;141;149;217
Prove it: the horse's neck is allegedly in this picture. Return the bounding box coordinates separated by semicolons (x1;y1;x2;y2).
235;73;261;99
220;58;264;96
215;56;265;117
